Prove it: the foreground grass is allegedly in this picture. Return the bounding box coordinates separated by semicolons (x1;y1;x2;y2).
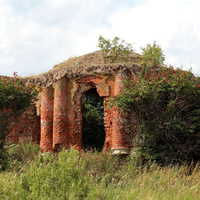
0;143;200;199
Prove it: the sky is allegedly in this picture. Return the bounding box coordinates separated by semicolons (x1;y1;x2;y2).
0;0;200;77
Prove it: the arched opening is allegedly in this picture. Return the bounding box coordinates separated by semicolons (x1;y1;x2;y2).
82;88;105;151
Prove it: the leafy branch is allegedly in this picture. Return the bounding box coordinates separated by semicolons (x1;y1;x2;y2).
98;35;133;63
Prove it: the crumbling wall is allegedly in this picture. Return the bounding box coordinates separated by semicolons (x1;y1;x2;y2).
8;105;40;144
38;69;136;153
9;60;141;154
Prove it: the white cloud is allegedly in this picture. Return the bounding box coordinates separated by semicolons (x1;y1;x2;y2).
0;0;200;76
107;0;200;74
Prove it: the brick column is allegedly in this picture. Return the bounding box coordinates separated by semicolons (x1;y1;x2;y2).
112;70;130;154
74;99;82;150
40;86;54;152
103;97;113;152
53;78;68;151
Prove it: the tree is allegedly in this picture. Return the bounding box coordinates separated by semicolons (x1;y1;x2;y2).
98;35;133;63
0;73;38;170
141;41;165;68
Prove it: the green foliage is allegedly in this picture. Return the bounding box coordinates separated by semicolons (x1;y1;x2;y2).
113;66;200;164
0;73;39;171
98;35;133;63
7;141;40;171
82;95;105;151
82;151;123;185
0;149;8;171
141;41;165;67
1;147;200;200
20;148;89;199
0;73;38;112
0;148;89;199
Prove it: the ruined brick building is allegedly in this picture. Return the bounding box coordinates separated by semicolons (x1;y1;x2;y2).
10;51;142;154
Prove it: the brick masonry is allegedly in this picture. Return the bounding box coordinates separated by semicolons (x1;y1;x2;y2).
8;105;40;144
9;69;137;154
40;86;54;152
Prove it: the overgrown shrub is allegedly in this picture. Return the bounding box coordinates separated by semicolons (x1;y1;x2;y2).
81;151;124;185
1;148;200;199
0;73;39;170
113;66;200;164
20;148;89;199
98;35;133;63
6;141;40;171
141;41;165;67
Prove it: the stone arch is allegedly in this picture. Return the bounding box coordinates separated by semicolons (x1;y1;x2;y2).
39;72;134;154
82;87;105;151
71;81;97;150
72;75;112;152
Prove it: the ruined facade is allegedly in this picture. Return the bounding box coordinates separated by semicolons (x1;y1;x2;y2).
9;51;141;154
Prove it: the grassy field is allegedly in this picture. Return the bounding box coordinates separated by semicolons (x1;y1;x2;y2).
0;142;199;200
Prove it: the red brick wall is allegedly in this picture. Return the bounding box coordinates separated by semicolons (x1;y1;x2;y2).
10;72;136;154
8;105;40;144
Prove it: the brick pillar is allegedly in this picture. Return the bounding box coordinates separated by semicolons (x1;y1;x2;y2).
103;97;113;152
53;78;68;151
40;86;54;152
112;70;130;154
74;99;82;150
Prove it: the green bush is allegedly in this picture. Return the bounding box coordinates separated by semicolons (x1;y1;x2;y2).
81;151;123;184
0;73;39;170
5;141;40;171
113;66;200;164
98;35;133;63
1;149;200;199
20;148;89;200
141;41;165;67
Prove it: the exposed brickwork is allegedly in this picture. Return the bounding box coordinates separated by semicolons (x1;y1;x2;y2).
103;97;113;152
8;105;40;144
53;78;68;151
72;82;94;150
9;51;141;154
40;86;54;152
112;70;131;153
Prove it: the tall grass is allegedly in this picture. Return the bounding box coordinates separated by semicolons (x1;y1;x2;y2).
6;140;40;171
0;143;200;199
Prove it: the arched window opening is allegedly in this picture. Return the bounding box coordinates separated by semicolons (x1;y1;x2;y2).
82;88;105;151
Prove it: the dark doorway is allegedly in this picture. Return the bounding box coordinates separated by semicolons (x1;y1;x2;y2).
82;88;105;151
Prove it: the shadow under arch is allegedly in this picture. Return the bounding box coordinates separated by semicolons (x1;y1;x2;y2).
82;88;105;151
